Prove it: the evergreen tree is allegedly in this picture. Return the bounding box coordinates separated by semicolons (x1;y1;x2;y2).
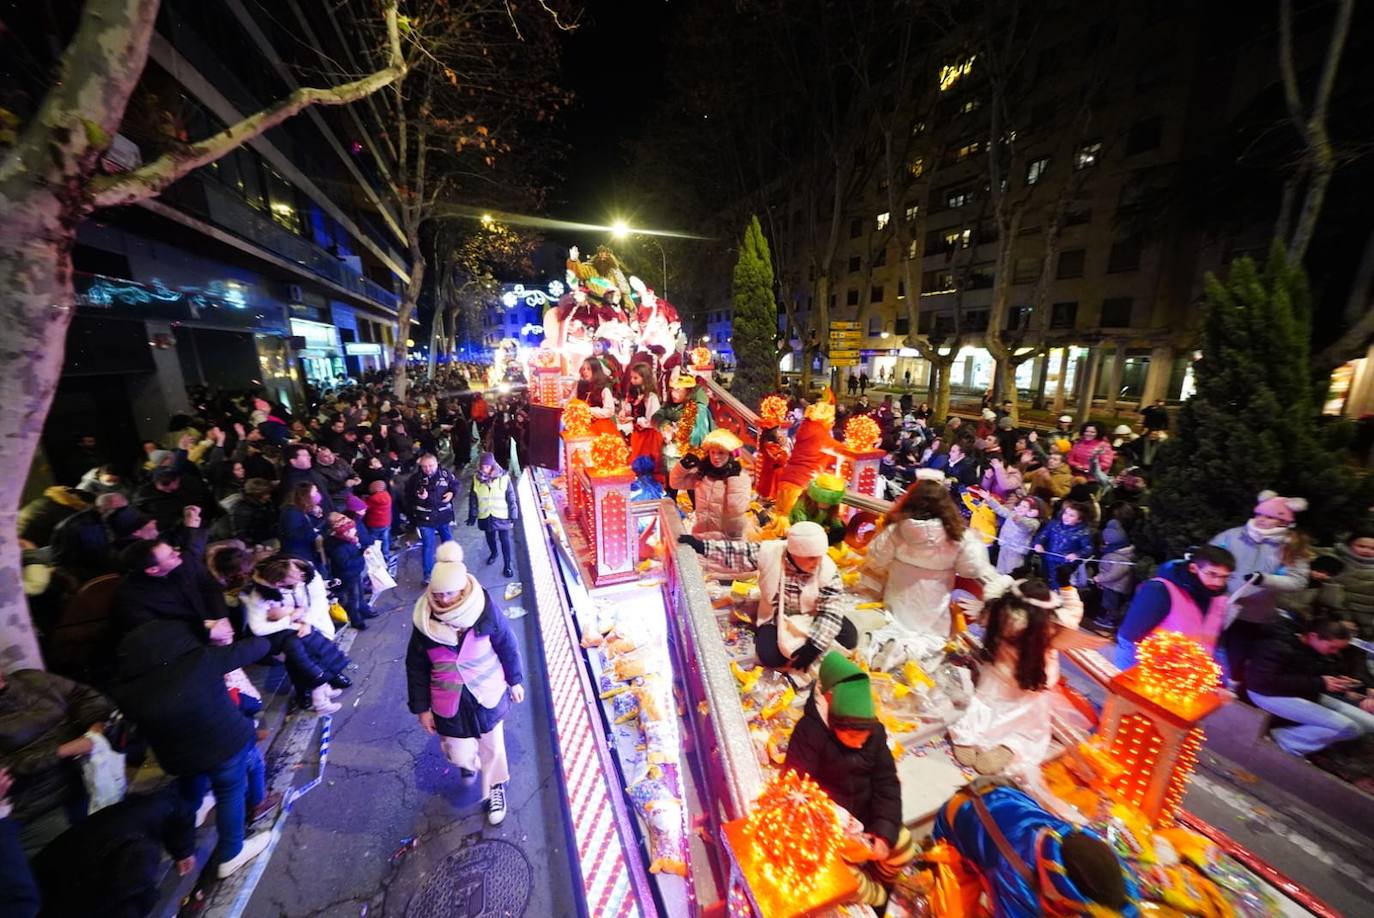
730;215;779;405
1144;243;1370;558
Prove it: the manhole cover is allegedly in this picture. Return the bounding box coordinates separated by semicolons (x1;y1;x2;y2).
406;838;532;918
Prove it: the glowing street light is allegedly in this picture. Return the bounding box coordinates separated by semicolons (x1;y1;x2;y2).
480;213;494;227
610;219;630;239
609;218;668;299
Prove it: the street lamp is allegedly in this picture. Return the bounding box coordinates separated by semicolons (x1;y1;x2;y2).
609;219;668;300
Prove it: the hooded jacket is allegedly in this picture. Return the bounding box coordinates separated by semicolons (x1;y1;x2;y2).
110;621;268;777
1094;520;1137;595
1335;542;1374;634
861;518;1007;635
1210;524;1309;624
1246;625;1330;701
783;691;901;845
1117;560;1224;645
669;457;752;539
17;487;90;547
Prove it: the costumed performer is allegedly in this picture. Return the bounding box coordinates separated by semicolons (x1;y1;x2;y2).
789;472;848;546
678;521;855;670
406;542;525;826
755;424;790;503
785;652;916;911
859;474;1009;637
668;428;752;539
933;782;1141;918
949;577;1082;776
575;357;620;437
623;362;664;478
774;391;840;516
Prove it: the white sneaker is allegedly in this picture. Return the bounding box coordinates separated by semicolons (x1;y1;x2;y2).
216;831;272;878
195;792;215;827
326;685;343;699
486;783;507;826
310;685;342;715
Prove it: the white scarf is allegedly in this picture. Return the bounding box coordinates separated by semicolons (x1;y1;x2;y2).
410;575;484;646
1245;519;1290;544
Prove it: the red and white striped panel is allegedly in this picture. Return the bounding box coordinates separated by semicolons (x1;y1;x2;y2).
519;476;642;918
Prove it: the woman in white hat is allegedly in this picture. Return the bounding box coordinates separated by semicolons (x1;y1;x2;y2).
669;428;753;539
678;521;855;670
406;542;525;825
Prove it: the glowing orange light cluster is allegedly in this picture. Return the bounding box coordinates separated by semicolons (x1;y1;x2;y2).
1135;631;1220;707
743;770;841;897
1105;712;1163;808
844;415;882;451
562;399;593;437
690;346;713;369
759;395;789;427
676;402;698;450
589;433;630;474
1160;727;1205;824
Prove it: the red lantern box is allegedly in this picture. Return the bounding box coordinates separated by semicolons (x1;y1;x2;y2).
562;431;595;516
531;366;563;407
577;467;637;585
831;444;885;498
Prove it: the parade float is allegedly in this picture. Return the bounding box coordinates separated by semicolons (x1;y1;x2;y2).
510;242;1333;918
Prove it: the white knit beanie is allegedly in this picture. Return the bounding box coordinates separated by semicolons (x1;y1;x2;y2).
429;541;468;593
787;521;828;557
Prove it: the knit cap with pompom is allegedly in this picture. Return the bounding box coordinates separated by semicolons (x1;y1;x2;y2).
429;540;469;593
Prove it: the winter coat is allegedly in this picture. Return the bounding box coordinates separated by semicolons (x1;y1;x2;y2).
468;471;519;532
1066;437;1115;475
1247;625;1330;701
669;457;753;539
1027;464;1073;500
988;502;1040;575
1032;518;1095;571
1094;520;1136;594
1210;525;1310;624
405;588;523;738
241;564;335;640
406;466;461;527
784;691;902;845
1335;543;1374;636
279;506;327;562
363;491;393;528
313;458;356;506
1118;560;1227;646
111;621;268;776
275;466;335;514
17;487;90;547
133;479;210;533
223;494;277;546
112;560;229;636
325;530;372;582
0;671;113;824
861;518;1007;635
32;790;195;918
778;419;834;489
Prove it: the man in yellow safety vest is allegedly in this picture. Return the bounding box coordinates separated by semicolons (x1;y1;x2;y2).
466;452;519;578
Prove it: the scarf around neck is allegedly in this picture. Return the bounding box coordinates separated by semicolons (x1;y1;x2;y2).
1245;519;1290;544
412;575;484;646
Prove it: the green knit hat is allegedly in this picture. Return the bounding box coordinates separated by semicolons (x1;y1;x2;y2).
807;473;847;506
818;652;876;726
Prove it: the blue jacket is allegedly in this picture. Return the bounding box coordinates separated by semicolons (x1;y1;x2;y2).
933;785;1140;918
1117;560;1221;645
1032;518;1095;561
325;528;373;581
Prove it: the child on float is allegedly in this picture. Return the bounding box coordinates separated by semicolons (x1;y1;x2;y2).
788;472;848;546
678;521;855;670
668;428;753;539
574;357;620;436
949;575;1082;776
622;361;664;476
406;542;525;826
754;423;790;504
785;652;916;911
859;472;1009;637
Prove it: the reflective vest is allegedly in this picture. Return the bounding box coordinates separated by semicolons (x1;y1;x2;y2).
473;475;509;520
1155;578;1227;652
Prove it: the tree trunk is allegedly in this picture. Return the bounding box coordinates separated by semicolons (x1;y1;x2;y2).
0;201;79;670
931;357;954;422
391;234;426;399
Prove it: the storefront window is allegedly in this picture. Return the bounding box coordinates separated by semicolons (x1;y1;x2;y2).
265;168;303;235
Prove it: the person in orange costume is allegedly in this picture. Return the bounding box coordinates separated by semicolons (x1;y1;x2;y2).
774;392;839;516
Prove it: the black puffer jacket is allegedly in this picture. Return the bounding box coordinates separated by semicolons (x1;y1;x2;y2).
406;466;461;527
110;621;268;777
783;690;902;845
0;671;113;824
1247;625;1330;702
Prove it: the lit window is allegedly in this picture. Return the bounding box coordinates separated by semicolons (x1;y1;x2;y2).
943;229;962;248
911;120;927;136
961;228;972;247
954;141;981;162
961;98;981;114
1074;141;1103;170
876;211;890;230
904;203;919;222
1026;157;1049;185
907;239;919;260
939;56;976;92
909;157;926;178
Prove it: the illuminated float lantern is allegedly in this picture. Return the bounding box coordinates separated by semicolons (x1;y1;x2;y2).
561;399;595;517
832;415;884;498
689;346;715;382
578;433;637;585
530;347;564;408
1077;631;1224;826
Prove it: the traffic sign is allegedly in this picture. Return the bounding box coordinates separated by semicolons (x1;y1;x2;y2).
829;331;862;341
829;349;861;360
830;321;860;330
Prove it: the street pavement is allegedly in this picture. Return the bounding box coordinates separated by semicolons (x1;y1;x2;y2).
239;519;579;918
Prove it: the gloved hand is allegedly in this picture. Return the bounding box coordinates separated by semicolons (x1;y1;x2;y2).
677;533;706;554
466;517;477;527
1245;571;1265;586
678;453;700;470
789;642;822;670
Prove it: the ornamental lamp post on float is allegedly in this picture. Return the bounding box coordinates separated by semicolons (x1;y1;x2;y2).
560;399;596;516
831;415;885;498
578;433;637;585
1072;631;1226;827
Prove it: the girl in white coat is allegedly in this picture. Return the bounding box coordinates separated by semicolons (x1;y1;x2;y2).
860;475;1008;636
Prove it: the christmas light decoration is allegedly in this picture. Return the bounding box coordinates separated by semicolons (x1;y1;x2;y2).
690;346;713;369
676;402;698;450
742;770;842;897
589;433;630;474
1135;631;1220;707
532;348;561;369
758;395;789;427
562;399;593;437
843;415;882;451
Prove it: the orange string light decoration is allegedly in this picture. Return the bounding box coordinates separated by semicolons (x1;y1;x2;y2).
588;433;630;474
675;401;698;450
690;346;713;369
562;399;593;437
743;770;842;897
1135;631;1220;707
759;395;789;428
843;415;882;452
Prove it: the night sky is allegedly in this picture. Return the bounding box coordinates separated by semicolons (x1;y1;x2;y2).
550;0;672;232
